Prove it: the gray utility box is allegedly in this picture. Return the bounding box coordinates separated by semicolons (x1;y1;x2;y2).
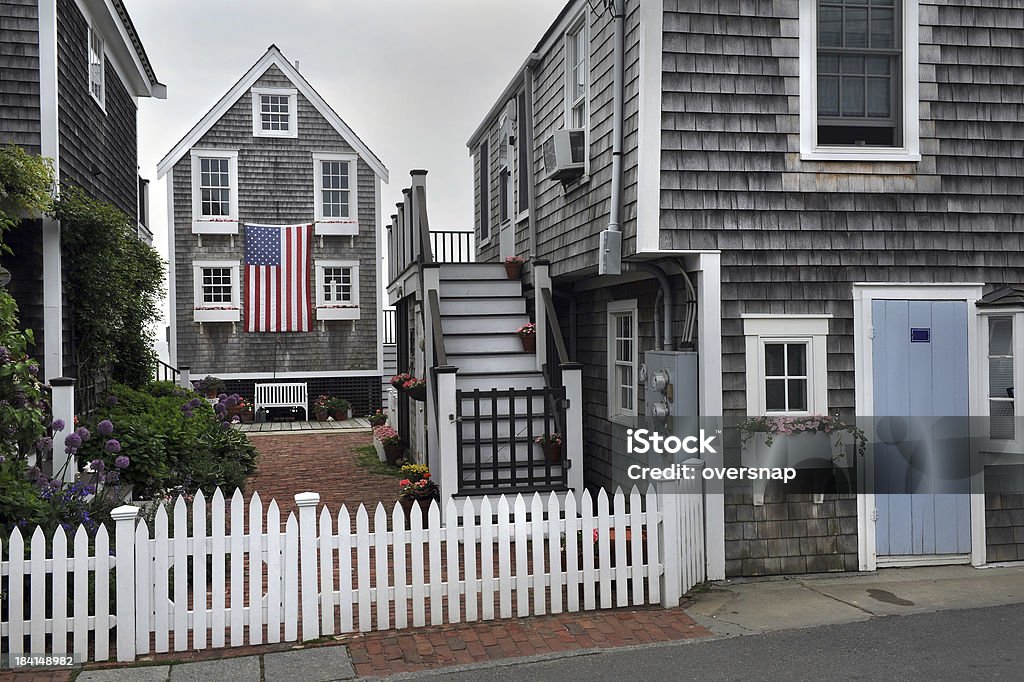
643;351;699;432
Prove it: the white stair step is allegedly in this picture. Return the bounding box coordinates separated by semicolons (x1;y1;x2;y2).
442;314;529;334
449;353;536;373
440;297;526;316
439;263;509;280
446;334;525;354
440;280;522;298
456;373;546;392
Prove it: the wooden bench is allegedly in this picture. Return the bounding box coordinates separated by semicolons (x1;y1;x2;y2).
254;382;309;418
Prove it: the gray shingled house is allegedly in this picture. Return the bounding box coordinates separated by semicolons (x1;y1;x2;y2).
156;46;388;416
460;0;1024;579
0;0;165;391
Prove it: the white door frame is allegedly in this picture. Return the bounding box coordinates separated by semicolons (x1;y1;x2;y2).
852;283;986;571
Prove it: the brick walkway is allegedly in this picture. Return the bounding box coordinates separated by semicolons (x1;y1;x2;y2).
244;431;399;519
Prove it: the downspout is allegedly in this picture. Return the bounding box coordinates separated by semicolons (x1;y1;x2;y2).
599;0;626;275
524;54;540;258
634;262;673;350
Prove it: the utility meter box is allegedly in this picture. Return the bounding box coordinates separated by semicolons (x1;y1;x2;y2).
643;351;698;433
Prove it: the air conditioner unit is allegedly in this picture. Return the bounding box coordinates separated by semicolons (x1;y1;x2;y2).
542;129;586;181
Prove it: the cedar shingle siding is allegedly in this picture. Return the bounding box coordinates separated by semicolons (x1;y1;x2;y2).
0;0;41;153
172;64;379;377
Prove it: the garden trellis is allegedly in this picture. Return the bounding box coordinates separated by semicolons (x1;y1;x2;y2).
1;475;705;663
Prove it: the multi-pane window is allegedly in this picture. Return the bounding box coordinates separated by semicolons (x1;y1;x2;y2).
816;0;901;146
201;267;233;304
609;304;637;418
199;158;231;217
764;342;809;412
566;19;588;130
322;266;353;304
321;161;350;218
260;94;291;132
88;26;104;105
988;316;1015;440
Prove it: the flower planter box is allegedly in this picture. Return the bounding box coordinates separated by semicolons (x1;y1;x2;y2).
741;431;854;505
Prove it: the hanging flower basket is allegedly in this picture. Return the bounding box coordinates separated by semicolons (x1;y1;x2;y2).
401;377;427;401
536;433;563;463
517;322;537;352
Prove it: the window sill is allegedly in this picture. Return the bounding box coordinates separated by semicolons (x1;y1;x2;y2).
609;413;637;428
192;220;239;235
316;306;360;321
314;221;359;237
799;148;921;163
194;308;240;323
253;129;298;139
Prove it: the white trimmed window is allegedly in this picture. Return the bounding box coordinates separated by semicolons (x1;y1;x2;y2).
252;87;298;138
608;299;638;420
313;153;359;235
743;315;830;415
192;261;240;322
190;150;238;234
315;260;360;320
565;15;588;131
799;0;920;161
87;25;104;107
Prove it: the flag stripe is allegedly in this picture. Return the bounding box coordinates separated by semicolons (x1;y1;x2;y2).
243;223;312;333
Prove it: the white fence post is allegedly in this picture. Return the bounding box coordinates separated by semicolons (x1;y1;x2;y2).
111;504;139;662
435;367;459;519
295;492;321;642
50;377;75;482
533;260;550;373
561;363;585;503
178;365;191;391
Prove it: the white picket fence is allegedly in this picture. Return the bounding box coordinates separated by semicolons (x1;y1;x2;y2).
1;478;705;663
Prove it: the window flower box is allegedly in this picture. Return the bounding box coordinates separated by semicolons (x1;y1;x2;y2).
193;306;240;323
191;218;239;235
314;219;359;237
316;304;360;321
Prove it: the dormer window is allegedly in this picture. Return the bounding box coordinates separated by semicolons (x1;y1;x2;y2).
252;87;298;138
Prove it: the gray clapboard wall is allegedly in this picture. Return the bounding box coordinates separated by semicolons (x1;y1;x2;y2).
172;64;379;376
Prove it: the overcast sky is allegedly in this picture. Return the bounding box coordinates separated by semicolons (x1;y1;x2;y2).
125;0;564;271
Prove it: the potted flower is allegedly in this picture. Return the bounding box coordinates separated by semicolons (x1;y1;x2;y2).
194;375;225;398
504;255;526;280
516;322;537;353
367;409;388;427
535;432;563;463
312;395;333;421
402;376;427;402
390;372;413;391
374;425;404;466
398;464;439;526
331;397;352;421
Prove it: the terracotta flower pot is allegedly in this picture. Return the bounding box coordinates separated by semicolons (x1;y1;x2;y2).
239;411;254;423
542;442;562;463
520;334;536;352
384;444;404;466
505;262;523;280
333;409;349;421
315;411;329;421
400;496;435;527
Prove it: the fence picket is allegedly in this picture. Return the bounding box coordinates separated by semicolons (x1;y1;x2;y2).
410;502;426;627
192;490;207;649
427;501;443;626
52;527;69;656
7;529;23;657
530;493;546;616
337;505;353;632
482;496;497;620
266;500;282;643
463;498;478;622
319;506;334;636
72;526;88;656
29;527;45;655
444;497;460;624
249;493;264;645
153;505;169;652
211;488;226;648
629;486;645;605
391;502;408;629
596;489;612;609
496;496;512;619
547;493;563;614
613;488;628;607
134;521;150;654
94;525;111;661
645;485;661;605
174;496;190;650
579;490;596;611
513;495;529;617
564;492;579;613
355;505;371;631
229;490;245;646
283;512;299;641
374;503;390;630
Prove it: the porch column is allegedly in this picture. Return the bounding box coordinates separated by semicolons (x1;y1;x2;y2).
696;252;725;581
561;363;585;503
50;377;75;482
422;264;441;472
533;260;550;373
112;504;139;662
434;366;459;519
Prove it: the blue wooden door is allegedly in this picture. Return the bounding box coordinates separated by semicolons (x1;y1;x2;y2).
872;300;972;556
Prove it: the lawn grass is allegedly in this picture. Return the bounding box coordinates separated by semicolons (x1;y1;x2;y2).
354;445;404;477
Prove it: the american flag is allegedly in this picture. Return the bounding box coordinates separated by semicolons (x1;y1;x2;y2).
244;223;313;332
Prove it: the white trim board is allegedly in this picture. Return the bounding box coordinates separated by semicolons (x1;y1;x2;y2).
156;46;387;181
852;283;985;572
636;0;664;252
188;370;382;380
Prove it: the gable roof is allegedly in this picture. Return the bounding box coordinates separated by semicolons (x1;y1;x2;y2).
156;46;387;181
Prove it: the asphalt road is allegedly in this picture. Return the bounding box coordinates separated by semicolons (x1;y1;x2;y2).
417;604;1024;681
